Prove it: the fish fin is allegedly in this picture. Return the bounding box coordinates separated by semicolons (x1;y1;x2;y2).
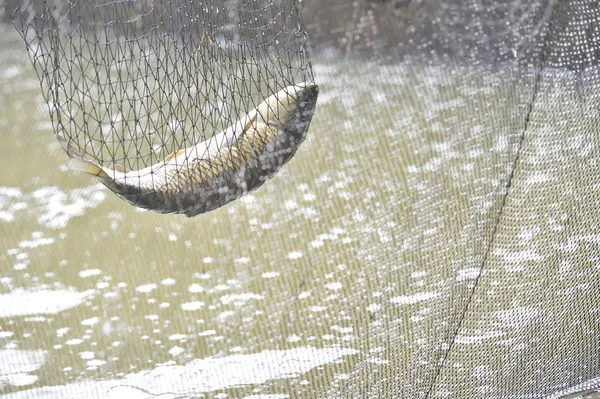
242;113;257;134
56;133;72;155
108;162;130;173
164;149;186;162
66;158;111;179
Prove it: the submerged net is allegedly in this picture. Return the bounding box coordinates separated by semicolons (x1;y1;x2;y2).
2;0;600;398
5;0;315;215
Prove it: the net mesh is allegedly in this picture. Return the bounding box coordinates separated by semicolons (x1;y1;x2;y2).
5;0;315;215
2;0;600;398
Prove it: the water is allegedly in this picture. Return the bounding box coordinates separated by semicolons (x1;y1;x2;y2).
2;20;600;399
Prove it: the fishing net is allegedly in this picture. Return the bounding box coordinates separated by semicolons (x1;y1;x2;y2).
2;0;600;398
4;0;315;216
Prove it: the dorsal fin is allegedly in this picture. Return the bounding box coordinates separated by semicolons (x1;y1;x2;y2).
164;148;187;162
112;163;130;173
242;113;257;134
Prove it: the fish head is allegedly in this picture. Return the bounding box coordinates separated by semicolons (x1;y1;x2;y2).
256;82;319;139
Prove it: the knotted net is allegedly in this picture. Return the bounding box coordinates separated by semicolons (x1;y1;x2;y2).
3;0;600;398
5;0;315;216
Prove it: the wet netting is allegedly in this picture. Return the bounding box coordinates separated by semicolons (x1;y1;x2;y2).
2;0;600;398
5;0;316;217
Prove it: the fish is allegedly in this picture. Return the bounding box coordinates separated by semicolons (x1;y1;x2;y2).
62;82;319;217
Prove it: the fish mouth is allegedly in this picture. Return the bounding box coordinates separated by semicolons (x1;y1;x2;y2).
294;82;319;110
306;83;319;96
293;82;319;97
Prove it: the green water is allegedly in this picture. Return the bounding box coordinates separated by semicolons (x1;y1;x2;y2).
2;21;600;399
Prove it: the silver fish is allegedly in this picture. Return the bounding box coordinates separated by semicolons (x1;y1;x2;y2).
63;82;319;217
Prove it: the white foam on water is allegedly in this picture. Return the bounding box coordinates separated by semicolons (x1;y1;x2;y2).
181;301;204;311
79;269;102;278
0;346;358;398
220;293;264;305
0;185;106;228
188;283;203;293
0;349;46;388
18;235;55;249
81;317;100;326
33;185;106;229
455;268;480;282
136;284;157;293
0;288;93;318
390;291;440;305
455;330;504;344
325;282;343;291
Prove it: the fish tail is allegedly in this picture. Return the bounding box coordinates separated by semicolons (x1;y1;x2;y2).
66;158;111;180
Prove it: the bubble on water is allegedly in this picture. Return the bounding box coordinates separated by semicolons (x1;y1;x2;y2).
286;335;301;343
56;328;69;337
288;251;302;260
102;320;111;336
181;301;204;311
87;359;106;367
136;284;157;294
261;272;279;279
0;331;14;338
189;284;204;293
390;291;440;305
284;200;297;210
298;291;311;299
198;330;216;337
220;293;263;306
65;339;83;346
332;326;353;334
79;352;94;360
455;268;480;282
161;278;176;286
81;317;99;326
168;346;184;356
366;304;381;313
218;311;235;320
79;269;101;278
325;282;342;291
